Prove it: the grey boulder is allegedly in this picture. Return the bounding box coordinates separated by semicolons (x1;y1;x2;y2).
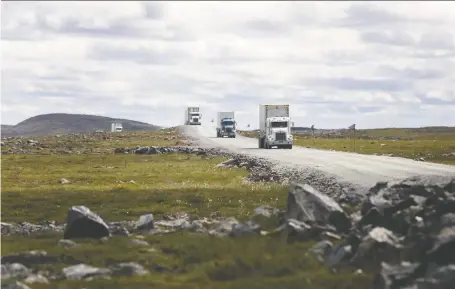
286;183;351;232
63;206;110;239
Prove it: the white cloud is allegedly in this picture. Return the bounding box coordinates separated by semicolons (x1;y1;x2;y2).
2;1;455;129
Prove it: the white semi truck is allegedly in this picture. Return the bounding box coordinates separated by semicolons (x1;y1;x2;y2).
258;104;293;149
216;111;236;138
111;122;123;132
184;107;202;125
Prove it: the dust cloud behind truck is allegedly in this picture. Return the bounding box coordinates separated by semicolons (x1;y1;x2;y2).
216;111;236;138
184;107;202;125
258;104;293;149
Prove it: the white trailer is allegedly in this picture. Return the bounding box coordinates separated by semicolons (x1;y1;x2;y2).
111;122;123;132
258;104;293;149
184;107;202;125
216;111;236;138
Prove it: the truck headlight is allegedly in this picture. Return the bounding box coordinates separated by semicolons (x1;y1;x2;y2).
288;135;293;140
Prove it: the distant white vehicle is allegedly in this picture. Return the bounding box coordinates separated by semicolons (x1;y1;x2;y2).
111;122;123;132
184;107;202;125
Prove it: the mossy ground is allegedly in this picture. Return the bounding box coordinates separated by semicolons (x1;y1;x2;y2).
1;130;371;288
1;153;285;222
238;128;455;165
1;232;371;289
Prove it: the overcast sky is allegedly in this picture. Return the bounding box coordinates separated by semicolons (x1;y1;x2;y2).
2;1;455;129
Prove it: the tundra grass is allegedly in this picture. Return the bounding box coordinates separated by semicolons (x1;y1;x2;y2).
238;129;455;165
1;153;372;289
1;154;285;222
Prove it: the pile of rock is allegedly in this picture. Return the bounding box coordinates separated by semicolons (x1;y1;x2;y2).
302;175;455;289
114;145;230;157
216;157;365;207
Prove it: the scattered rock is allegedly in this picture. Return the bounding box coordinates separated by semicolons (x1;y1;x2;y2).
23;274;49;284
208;217;239;237
57;239;77;248
309;240;333;263
62;264;111;280
1;263;31;279
136;214;154;231
111;226;130;237
2;281;32;289
1;221;65;236
59;178;71;184
230;220;261;237
108;220;135;236
216;158;237;168
325;240;353;269
109;263;149;277
154;218;191;230
129;239;150;246
99;236;110;243
63;206;110;239
253;205;280;218
1;250;58;267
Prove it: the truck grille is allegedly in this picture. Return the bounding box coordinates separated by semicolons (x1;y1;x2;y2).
275;132;286;141
225;128;232;133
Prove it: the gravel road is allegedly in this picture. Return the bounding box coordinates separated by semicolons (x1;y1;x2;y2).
180;124;455;190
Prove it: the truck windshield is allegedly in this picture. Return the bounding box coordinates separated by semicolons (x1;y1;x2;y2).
191;113;199;116
222;121;234;126
271;121;288;128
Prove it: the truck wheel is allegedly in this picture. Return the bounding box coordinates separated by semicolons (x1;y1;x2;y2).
258;138;263;148
288;145;293;149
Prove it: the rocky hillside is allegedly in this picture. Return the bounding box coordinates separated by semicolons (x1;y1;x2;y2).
1;113;161;137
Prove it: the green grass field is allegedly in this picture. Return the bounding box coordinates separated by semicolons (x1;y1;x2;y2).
238;127;455;165
1;131;371;289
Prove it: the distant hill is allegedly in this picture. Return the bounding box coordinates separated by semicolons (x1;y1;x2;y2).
241;126;455;136
1;113;161;137
292;127;312;132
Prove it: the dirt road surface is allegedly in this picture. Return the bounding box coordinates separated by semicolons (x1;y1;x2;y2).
180;124;455;190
